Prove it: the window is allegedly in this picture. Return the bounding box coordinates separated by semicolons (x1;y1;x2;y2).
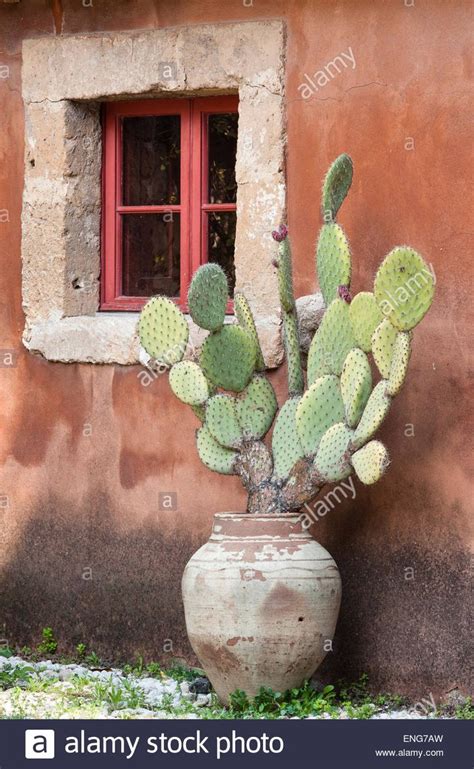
21;22;285;365
101;96;238;311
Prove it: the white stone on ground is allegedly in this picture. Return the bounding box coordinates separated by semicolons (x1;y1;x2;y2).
0;656;446;720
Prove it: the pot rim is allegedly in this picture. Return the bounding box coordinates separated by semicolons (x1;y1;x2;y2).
214;512;303;521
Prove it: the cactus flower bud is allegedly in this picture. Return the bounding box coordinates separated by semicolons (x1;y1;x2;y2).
272;224;288;242
338;284;352;303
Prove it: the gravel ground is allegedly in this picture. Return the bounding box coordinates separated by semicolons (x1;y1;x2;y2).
0;656;451;720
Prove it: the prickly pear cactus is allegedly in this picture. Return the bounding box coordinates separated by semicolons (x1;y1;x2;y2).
296;375;345;455
138;296;188;365
205;394;243;449
137;153;434;514
316;223;351;306
349;292;383;352
169;361;209;406
321;153;353;222
236;376;277;441
307;298;357;383
200;326;256;393
188;263;228;331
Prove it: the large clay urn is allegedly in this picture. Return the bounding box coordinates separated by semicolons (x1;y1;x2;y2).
182;513;341;704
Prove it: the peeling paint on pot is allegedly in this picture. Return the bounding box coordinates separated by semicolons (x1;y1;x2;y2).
182;513;342;704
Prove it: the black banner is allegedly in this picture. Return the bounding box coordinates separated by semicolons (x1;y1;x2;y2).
1;719;471;768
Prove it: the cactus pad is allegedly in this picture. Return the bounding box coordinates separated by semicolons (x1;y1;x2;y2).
307;298;357;383
352;380;392;449
196;425;239;475
191;404;206;422
351;440;390;485
314;422;353;482
349;291;383;352
234;293;265;371
200;325;256;392
205;394;243;448
340;349;372;428
372;318;398;378
138;296;189;365
283;311;305;395
272;397;305;480
169;361;209;406
236;375;278;440
276;238;295;313
321;153;353;221
188;263;228;331
295;375;345;456
374;247;435;331
387;332;412;396
316;223;351;306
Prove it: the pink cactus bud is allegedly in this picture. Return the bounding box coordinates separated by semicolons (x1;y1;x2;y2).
271;257;279;268
271;224;288;242
338;285;352;303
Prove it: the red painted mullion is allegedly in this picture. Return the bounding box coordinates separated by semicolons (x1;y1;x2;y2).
179;101;192;303
200;107;209;271
115;113;124;299
190;100;204;286
201;204;237;212
101;106;120;308
116;205;182;214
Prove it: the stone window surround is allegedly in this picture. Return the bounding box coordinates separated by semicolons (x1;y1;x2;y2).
21;21;286;366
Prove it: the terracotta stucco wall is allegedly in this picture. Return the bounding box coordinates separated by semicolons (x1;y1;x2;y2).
0;0;472;698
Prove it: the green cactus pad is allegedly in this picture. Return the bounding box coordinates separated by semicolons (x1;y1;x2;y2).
169;361;209;406
138;296;189;365
295;375;345;456
340;349;373;428
374;247;435;331
387;332;412;396
283;311;305;395
191;404;206;422
307;298;357;384
321;153;353;221
196;425;239;475
352;380;392;449
188;263;228;331
314;422;353;482
205;394;243;448
316;223;351;306
351;440;390;485
349;292;383;352
236;375;278;440
372;318;398;378
234;293;265;371
200;325;256;392
272;397;305;480
276;238;296;313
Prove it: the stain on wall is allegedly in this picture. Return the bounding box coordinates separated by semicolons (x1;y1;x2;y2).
0;0;472;697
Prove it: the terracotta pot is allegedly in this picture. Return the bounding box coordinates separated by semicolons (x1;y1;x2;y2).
182;512;342;704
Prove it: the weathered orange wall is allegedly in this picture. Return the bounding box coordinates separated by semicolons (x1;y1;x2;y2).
0;0;472;698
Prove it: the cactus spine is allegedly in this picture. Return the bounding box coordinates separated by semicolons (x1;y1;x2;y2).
138;155;435;513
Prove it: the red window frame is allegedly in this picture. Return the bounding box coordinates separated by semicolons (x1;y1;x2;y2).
101;95;239;311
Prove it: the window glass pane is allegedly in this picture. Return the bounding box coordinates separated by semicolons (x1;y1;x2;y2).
207;211;236;297
122;213;180;297
208;113;238;204
122;115;180;206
